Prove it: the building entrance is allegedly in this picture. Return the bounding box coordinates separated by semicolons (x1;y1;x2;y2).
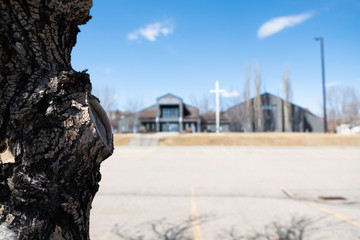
160;122;179;132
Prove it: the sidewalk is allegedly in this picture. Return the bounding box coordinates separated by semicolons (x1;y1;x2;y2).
127;132;179;146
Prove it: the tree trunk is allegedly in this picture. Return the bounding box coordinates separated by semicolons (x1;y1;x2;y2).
254;62;262;132
243;64;251;132
283;66;292;132
0;1;113;239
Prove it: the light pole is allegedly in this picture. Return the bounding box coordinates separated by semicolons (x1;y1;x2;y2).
315;37;328;133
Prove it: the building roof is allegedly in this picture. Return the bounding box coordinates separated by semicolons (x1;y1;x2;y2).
156;93;183;101
138;105;156;119
201;110;229;122
227;92;321;118
137;102;200;120
183;105;200;119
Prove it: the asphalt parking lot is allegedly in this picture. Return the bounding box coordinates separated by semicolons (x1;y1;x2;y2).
90;146;360;240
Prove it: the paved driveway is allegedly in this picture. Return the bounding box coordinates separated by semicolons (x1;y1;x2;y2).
90;146;360;240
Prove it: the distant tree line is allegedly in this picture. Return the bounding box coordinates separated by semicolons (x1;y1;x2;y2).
327;87;360;132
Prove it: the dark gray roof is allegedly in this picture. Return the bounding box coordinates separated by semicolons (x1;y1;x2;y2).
138;105;156;119
156;93;183;101
227;92;321;118
201;111;229;122
137;103;200;120
184;105;200;119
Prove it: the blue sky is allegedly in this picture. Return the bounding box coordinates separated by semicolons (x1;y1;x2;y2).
72;0;360;115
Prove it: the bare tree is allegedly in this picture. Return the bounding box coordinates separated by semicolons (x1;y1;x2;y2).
221;89;242;111
189;94;199;110
341;88;360;124
283;66;292;132
222;88;243;131
93;87;118;111
190;93;212;114
327;87;343;131
326;86;360;132
244;64;252;132
125;98;144;132
0;1;113;239
200;94;212;114
126;97;144;113
254;62;262;131
327;87;360;121
93;87;120;131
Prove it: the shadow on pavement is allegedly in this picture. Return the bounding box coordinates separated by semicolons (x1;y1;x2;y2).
111;215;212;240
217;215;324;240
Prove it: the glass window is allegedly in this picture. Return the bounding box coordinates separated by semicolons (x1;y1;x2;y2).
161;123;179;132
161;106;179;118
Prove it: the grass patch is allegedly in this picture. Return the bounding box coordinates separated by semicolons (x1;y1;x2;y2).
158;133;360;146
113;134;133;146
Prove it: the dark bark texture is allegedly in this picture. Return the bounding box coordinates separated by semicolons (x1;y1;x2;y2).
0;0;114;239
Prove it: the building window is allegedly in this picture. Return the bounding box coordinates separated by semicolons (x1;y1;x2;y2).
261;105;277;110
142;122;155;132
161;123;179;132
161;106;179;118
184;122;195;131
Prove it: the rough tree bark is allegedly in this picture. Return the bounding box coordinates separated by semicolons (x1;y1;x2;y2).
0;0;113;239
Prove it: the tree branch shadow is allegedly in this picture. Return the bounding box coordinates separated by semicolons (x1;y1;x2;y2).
218;215;324;240
111;214;213;240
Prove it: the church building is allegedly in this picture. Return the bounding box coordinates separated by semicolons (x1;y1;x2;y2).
119;94;201;133
117;92;323;133
226;92;324;132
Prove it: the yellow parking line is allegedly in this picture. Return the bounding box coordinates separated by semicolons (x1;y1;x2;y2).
282;188;360;228
305;202;360;228
190;187;203;240
140;148;155;158
281;188;294;198
221;148;234;159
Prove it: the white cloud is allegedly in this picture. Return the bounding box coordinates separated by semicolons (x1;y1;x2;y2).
258;12;314;39
127;21;174;42
326;81;341;88
127;33;138;40
222;90;240;98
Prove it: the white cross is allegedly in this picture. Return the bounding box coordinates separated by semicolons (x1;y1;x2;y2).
210;81;225;133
